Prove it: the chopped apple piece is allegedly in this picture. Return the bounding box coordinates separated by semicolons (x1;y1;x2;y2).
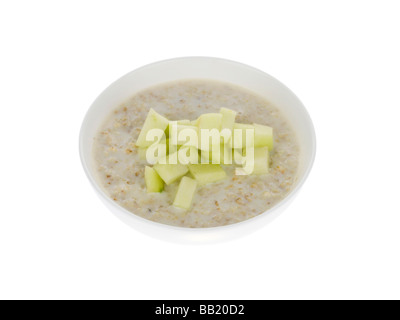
136;109;169;147
177;119;191;125
200;144;233;165
145;166;164;193
178;146;200;165
220;107;237;132
173;176;197;210
197;114;222;151
153;153;189;185
252;147;270;175
167;120;191;137
197;113;222;131
235;147;269;175
233;149;245;166
169;123;199;148
140;138;169;164
138;148;147;160
233;123;255;148
254;124;273;150
164;138;170;154
188;164;227;185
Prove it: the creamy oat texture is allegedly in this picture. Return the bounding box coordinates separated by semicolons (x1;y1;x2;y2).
93;80;300;228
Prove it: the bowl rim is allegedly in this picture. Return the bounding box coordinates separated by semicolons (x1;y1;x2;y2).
79;56;317;235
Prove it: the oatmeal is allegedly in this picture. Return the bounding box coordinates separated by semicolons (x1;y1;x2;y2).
93;80;299;228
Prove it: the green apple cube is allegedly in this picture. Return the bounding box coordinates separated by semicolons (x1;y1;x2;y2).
136;109;169;147
145;166;164;193
177;119;191;125
138;148;147;160
253;124;273;150
233;149;245;166
191;118;199;126
153;160;189;185
200;147;217;164
252;147;270;175
233;123;255;148
200;150;212;164
178;146;200;165
188;164;227;185
220;107;237;133
238;147;269;175
167;120;190;137
164;138;170;154
197;114;223;152
173;176;198;210
140;138;169;163
169;123;199;148
201;144;233;165
197;113;223;131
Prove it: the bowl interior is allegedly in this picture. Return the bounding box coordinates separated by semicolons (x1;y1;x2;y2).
80;57;316;241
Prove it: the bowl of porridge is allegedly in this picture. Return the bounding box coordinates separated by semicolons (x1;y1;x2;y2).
80;57;316;242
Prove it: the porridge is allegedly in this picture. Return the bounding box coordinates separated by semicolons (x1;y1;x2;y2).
93;80;300;228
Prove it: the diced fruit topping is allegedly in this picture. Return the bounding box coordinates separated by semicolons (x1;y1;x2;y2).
138;148;147;161
153;163;189;185
197;114;223;151
145;138;169;164
236;147;270;175
169;123;199;148
197;113;223;131
233;123;255;148
200;144;232;165
145;166;164;193
177;119;191;125
252;147;270;175
135;108;275;211
220;107;237;133
254;124;273;150
136;108;169;147
173;177;198;210
178;146;200;165
244;147;269;175
188;164;227;185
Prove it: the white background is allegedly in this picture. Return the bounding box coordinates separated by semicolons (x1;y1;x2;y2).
1;1;399;300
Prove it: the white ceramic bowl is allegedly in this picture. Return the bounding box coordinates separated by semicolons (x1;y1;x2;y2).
80;57;316;243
